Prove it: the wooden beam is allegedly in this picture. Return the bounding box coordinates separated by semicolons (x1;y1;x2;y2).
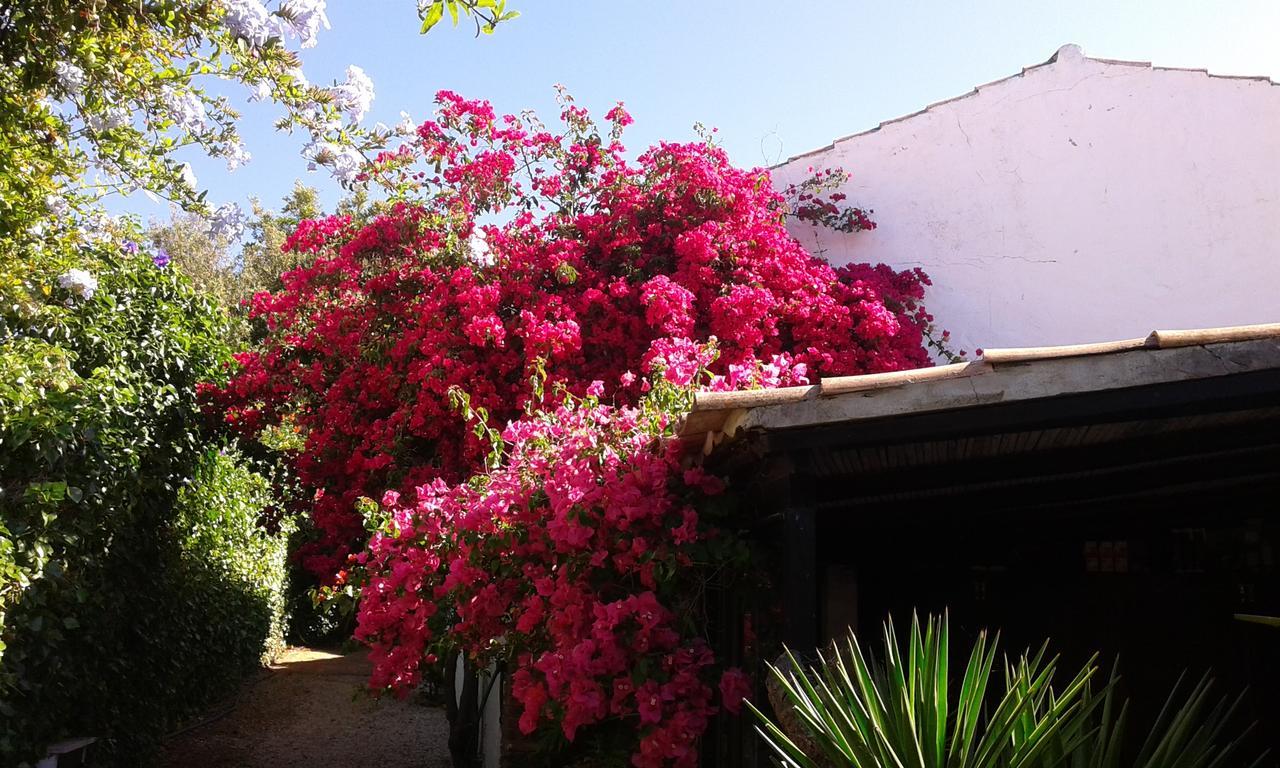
691;385;817;412
1148;322;1280;349
980;337;1149;364
759;358;1280;453
813;440;1280;510
819;361;990;395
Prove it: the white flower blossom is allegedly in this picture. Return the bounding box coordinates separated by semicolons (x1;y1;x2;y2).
248;80;272;103
330;65;374;124
58;269;99;301
286;66;310;89
329;145;366;185
301;139;323;171
164;87;208;134
208;202;247;241
86;106;129;133
221;138;252;171
279;0;330;48
45;194;70;219
55;62;86;96
302;140;364;184
178;163;198;189
301;103;342;134
219;0;281;50
395;111;416;135
79;211;115;243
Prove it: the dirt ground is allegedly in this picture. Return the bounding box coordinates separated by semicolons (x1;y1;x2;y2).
159;648;451;768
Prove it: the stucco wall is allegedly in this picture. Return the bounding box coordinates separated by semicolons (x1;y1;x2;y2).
772;44;1280;355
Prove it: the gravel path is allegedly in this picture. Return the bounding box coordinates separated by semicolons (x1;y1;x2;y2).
159;648;451;768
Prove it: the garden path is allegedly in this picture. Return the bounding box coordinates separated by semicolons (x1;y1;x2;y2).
159;648;450;768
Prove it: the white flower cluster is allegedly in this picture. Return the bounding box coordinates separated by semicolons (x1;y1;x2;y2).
209;202;248;241
163;87;208;134
79;211;117;244
279;0;330;49
330;65;375;124
219;0;279;49
58;269;99;301
86;106;129;133
219;1;372;186
395;110;416;136
221;138;252;171
45;194;70;219
220;0;329;50
55;62;86;96
302;140;364;185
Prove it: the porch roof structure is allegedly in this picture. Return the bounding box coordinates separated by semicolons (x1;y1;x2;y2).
688;322;1280;676
686;321;1280;762
679;322;1280;456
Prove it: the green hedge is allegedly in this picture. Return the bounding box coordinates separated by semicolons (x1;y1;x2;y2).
0;241;289;765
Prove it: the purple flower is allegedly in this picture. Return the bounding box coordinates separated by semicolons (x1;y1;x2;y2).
152;248;171;268
122;240;140;256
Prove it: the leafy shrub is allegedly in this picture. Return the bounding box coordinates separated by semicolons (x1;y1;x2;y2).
175;447;292;666
0;241;287;765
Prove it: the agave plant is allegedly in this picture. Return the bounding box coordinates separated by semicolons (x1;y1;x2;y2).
750;614;1266;768
747;613;1102;768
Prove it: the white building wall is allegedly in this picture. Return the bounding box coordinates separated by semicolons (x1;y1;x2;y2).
772;45;1280;356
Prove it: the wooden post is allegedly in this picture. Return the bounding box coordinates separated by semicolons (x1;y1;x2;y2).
783;454;818;654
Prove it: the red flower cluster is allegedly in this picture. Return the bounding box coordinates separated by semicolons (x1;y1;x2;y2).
355;394;742;767
203;91;938;580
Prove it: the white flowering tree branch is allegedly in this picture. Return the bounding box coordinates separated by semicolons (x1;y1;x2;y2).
0;0;517;251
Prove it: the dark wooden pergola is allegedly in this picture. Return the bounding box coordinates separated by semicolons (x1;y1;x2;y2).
683;323;1280;766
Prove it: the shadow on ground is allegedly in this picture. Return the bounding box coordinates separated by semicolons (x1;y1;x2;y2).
159;648;450;768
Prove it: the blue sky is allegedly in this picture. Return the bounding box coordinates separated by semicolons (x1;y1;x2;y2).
122;0;1280;224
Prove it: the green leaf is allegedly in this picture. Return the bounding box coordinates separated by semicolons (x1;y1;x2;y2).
421;0;446;32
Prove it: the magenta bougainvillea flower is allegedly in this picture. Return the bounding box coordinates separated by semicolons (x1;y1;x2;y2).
202;91;943;765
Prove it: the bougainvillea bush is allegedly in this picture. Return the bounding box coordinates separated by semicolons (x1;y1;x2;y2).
358;379;754;766
206;89;940;583
200;91;951;764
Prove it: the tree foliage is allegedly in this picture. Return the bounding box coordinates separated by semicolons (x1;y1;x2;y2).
147;181;331;343
0;238;288;765
0;0;516;258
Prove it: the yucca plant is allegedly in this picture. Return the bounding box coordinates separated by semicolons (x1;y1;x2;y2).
1061;667;1267;768
748;613;1102;768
